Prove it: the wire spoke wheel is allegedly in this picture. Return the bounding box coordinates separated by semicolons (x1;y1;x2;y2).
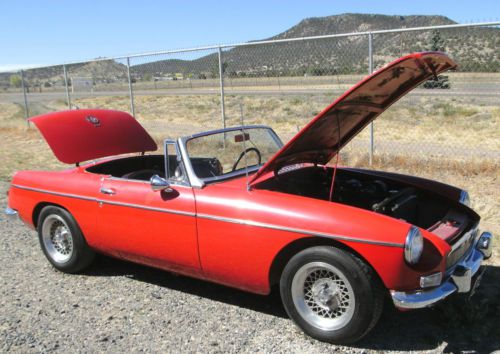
41;214;74;264
291;261;355;331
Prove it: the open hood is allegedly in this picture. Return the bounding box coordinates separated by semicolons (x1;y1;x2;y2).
30;109;157;164
250;52;456;185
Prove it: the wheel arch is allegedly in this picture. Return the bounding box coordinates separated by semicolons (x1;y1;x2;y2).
268;236;385;290
32;202;70;228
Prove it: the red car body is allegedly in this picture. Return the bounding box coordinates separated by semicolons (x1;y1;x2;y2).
5;52;492;343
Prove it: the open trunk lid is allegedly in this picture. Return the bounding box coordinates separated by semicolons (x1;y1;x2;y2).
29;109;157;164
250;52;456;185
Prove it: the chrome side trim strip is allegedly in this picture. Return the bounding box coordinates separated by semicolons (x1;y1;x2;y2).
11;184;194;217
106;176;189;188
12;184;403;247
196;213;404;247
102;200;195;217
12;184;98;202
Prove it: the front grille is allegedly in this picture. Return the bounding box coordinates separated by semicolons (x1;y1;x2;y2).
446;227;477;269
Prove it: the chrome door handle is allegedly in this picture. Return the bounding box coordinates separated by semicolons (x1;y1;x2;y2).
100;187;116;195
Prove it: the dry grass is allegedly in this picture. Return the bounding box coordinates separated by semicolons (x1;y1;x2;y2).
0;93;498;263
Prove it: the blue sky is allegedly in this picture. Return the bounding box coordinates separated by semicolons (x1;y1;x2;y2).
0;0;498;71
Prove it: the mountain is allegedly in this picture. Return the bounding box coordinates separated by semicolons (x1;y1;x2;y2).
0;59;128;88
132;14;498;78
269;13;456;39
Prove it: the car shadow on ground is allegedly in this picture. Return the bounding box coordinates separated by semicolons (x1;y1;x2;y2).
84;255;287;318
357;264;500;353
84;258;500;353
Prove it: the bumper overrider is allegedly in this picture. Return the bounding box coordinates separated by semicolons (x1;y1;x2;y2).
391;231;493;309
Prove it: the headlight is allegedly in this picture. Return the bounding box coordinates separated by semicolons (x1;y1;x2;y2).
459;190;470;207
404;226;424;265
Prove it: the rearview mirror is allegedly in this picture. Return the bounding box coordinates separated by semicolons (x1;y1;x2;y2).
234;133;250;143
150;175;173;192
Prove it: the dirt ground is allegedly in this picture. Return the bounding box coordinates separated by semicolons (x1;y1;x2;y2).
0;181;499;353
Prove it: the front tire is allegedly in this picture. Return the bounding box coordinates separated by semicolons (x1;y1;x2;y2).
38;206;95;273
280;246;383;344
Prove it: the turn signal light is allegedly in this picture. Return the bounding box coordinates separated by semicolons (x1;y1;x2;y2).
420;272;442;288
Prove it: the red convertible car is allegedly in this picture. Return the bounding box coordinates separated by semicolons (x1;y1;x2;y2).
5;52;492;344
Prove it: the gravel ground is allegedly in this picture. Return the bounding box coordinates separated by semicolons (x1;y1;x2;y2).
1;181;499;353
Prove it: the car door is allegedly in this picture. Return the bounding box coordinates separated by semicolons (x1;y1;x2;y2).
97;142;200;272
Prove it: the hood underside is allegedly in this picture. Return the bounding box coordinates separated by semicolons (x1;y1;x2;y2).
250;52;457;185
30;109;157;164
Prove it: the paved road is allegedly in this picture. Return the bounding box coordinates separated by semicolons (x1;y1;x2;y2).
2;86;500;104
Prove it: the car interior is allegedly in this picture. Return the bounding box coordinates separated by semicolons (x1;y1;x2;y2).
85;154;224;181
86;155;167;180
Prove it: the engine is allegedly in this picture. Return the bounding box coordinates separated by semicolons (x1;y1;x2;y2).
333;176;418;222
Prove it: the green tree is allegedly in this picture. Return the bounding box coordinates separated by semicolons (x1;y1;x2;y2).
424;30;450;89
211;61;228;78
307;66;326;76
221;62;228;74
143;73;153;81
430;30;445;52
10;74;22;88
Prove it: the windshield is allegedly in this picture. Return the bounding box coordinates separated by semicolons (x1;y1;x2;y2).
186;127;282;181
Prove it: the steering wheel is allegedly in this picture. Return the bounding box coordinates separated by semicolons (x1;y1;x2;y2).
232;147;262;171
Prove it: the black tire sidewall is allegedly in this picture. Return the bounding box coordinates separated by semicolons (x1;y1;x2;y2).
280;246;379;344
37;206;94;273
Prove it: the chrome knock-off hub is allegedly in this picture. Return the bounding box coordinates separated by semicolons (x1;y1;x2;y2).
311;279;341;311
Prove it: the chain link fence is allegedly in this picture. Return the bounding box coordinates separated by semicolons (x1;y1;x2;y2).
128;48;222;140
368;25;499;164
0;21;498;165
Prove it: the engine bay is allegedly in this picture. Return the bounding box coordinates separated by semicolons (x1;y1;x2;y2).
334;175;419;222
258;166;463;230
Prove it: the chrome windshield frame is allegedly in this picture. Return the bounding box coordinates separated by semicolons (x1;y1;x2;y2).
163;139;191;187
177;125;283;188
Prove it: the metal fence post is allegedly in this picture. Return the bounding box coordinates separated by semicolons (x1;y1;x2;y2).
63;64;71;109
20;70;29;125
368;32;374;165
218;47;226;129
126;57;136;118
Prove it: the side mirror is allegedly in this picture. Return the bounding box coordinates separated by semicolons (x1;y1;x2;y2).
150;175;173;192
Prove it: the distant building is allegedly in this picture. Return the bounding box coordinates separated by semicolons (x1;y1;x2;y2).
153;76;175;81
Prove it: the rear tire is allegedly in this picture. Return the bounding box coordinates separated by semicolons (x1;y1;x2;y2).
37;206;95;273
280;246;384;344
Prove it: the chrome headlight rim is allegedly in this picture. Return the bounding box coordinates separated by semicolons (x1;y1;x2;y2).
404;226;424;265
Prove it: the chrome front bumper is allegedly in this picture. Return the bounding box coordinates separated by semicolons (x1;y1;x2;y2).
4;207;19;219
391;231;493;310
